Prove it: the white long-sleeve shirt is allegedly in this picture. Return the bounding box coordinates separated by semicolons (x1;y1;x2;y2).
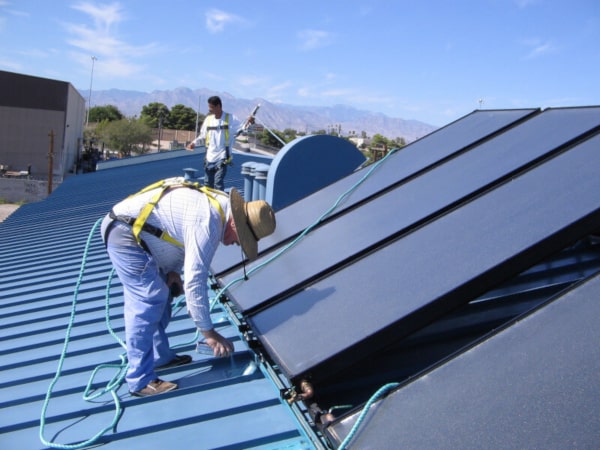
110;180;231;331
192;112;245;163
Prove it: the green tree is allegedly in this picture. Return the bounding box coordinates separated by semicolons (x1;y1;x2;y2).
169;104;200;131
88;105;123;123
282;128;298;142
259;128;287;149
140;102;170;128
97;118;153;157
393;137;406;147
371;133;390;147
83;127;100;146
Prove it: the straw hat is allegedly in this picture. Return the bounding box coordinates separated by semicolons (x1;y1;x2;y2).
229;188;276;260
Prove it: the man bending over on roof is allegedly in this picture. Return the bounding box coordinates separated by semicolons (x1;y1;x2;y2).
186;95;254;191
101;181;276;397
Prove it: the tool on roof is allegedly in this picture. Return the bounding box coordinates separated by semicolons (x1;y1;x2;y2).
236;103;261;137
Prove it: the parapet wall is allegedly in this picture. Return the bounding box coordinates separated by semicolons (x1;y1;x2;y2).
0;178;55;203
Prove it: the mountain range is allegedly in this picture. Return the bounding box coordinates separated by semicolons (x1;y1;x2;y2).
83;87;438;142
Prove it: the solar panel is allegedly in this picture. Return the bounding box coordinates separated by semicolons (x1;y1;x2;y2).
247;131;600;384
221;107;600;313
326;270;600;449
210;109;539;275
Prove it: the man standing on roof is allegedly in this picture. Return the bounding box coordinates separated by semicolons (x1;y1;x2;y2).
101;180;276;397
186;96;254;191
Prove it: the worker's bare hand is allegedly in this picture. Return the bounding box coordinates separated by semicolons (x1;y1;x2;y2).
201;329;234;357
186;142;195;151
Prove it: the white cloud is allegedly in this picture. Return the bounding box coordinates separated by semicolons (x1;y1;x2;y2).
199;70;224;82
297;87;312;97
521;37;557;59
264;81;293;103
18;48;57;58
297;29;334;51
0;57;22;70
527;43;553;58
269;81;293;94
0;2;28;32
205;8;244;33
2;4;28;18
64;2;160;79
72;2;124;31
321;88;355;98
237;74;267;87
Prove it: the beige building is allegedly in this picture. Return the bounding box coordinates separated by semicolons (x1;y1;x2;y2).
0;70;85;181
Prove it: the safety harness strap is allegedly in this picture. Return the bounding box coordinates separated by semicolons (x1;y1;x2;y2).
200;186;227;224
109;210;182;247
133;187;170;244
205;113;230;161
120;179;226;248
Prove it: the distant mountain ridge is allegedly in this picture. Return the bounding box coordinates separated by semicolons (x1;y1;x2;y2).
83;87;438;142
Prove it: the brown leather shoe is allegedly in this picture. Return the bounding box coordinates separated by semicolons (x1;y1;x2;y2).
130;379;178;397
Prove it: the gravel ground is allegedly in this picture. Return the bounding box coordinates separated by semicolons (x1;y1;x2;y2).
0;204;20;222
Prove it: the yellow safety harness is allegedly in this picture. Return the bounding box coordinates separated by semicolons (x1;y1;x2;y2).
205;113;231;163
112;178;226;248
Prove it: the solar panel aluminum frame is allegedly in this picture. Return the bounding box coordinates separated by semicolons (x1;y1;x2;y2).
247;130;600;386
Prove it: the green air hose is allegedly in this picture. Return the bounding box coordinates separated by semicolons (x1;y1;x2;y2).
338;382;400;449
39;218;125;449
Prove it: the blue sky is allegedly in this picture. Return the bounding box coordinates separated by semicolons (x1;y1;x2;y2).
0;0;598;126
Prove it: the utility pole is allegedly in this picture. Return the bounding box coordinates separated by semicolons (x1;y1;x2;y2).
85;56;98;127
195;95;201;135
48;130;54;195
158;111;163;151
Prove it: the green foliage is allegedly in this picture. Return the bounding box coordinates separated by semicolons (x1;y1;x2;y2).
140;102;170;128
258;128;288;149
83;126;100;144
371;133;388;147
282;128;298;142
371;134;406;149
97;118;153;156
84;102;408;159
169;104;202;131
393;136;406;147
88;105;123;123
139;102;202;131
